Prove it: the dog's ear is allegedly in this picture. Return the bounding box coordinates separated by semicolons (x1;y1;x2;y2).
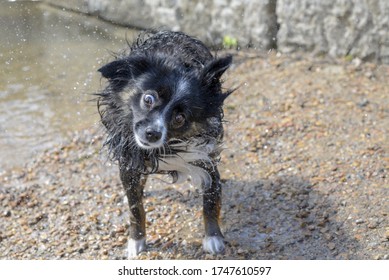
98;59;130;80
199;55;234;110
200;55;232;87
98;56;151;89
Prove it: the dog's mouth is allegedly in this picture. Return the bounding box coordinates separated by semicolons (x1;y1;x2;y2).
139;140;150;147
138;140;155;148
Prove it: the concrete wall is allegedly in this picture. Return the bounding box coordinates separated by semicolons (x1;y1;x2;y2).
277;0;389;63
45;0;389;63
46;0;277;49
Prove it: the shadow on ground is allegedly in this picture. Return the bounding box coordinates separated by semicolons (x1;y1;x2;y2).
134;175;361;260
221;177;360;259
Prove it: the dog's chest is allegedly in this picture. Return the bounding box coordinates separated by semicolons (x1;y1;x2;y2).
154;139;220;187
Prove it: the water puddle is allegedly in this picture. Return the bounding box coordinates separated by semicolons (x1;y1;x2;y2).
0;2;138;171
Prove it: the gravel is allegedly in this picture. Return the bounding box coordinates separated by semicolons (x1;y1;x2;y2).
0;52;388;259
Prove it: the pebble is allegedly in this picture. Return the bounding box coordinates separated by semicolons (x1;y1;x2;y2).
3;210;11;217
367;221;379;229
355;219;365;225
237;248;246;254
385;230;389;240
328;243;336;251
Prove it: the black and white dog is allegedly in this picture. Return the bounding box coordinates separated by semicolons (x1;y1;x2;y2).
97;30;233;257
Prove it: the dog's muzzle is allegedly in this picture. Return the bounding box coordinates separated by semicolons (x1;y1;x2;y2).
134;119;166;149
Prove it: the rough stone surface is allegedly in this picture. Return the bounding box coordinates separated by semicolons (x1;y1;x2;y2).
44;0;389;62
277;0;389;63
45;0;277;49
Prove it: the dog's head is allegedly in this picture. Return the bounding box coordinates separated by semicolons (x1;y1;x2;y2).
98;54;232;150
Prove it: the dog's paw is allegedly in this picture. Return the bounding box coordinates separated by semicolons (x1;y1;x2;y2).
127;238;146;258
203;236;225;254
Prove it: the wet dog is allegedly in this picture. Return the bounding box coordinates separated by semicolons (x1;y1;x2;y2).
97;30;233;257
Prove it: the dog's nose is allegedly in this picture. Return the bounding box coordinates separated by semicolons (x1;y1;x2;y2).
145;128;162;143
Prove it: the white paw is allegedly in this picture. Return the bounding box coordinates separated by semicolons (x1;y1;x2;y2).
203;236;225;254
127;238;146;258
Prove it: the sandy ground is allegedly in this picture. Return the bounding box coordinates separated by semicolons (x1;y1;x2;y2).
0;52;388;259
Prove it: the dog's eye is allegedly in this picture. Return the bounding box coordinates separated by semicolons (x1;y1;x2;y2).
143;94;155;107
173;113;186;128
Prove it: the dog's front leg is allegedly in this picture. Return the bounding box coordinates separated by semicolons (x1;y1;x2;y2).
202;166;224;254
120;167;147;258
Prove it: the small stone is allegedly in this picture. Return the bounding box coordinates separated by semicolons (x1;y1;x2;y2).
149;236;161;246
237;248;246;254
368;221;379;229
357;99;370;108
355;219;365;225
364;71;374;79
113;225;126;234
79;226;90;235
117;236;127;246
328;242;336;250
3;210;11;217
385;230;389;240
337;253;350;259
324;233;333;241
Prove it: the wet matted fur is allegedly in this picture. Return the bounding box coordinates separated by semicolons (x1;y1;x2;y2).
97;30;233;257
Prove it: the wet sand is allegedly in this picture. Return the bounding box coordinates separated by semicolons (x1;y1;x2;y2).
0;52;388;259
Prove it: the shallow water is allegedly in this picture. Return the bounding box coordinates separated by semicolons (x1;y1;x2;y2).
0;2;137;171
